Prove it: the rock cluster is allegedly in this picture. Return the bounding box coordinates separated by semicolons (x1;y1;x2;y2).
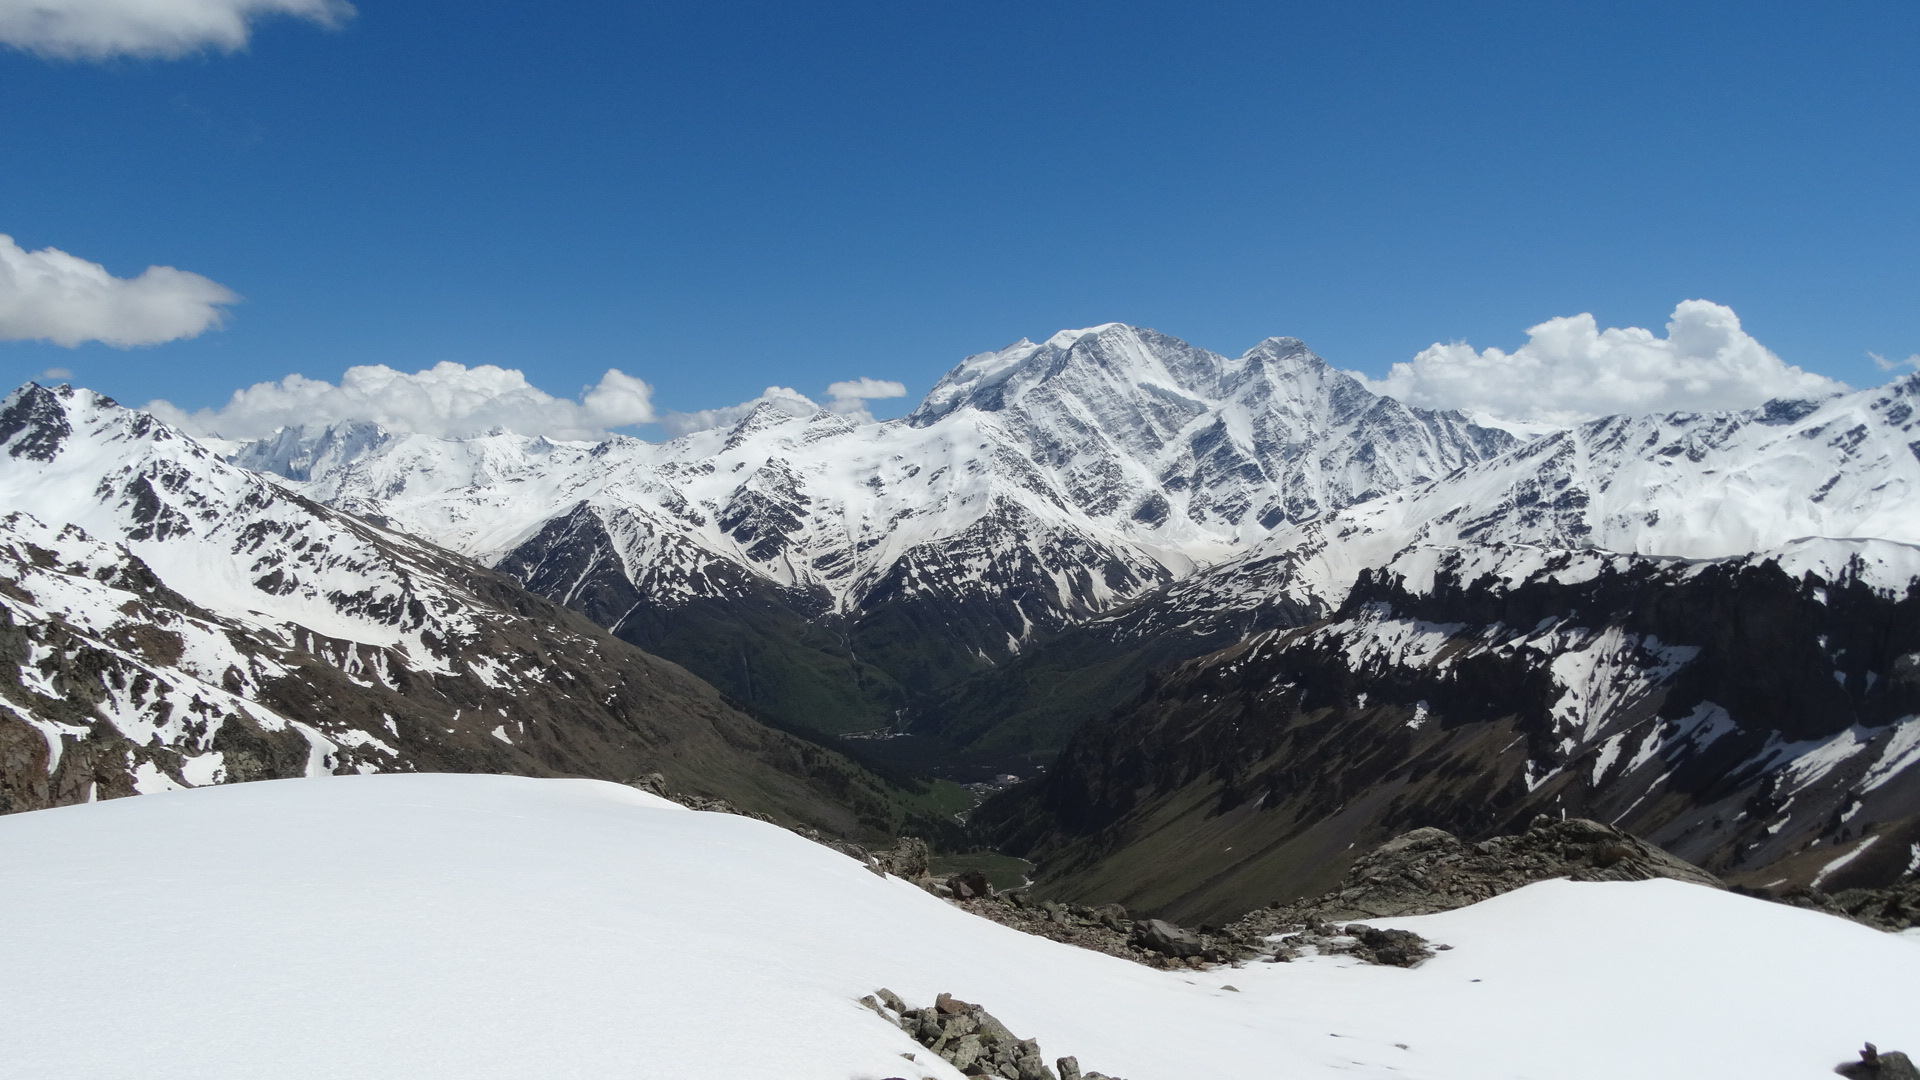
1261;919;1437;967
863;989;1127;1080
952;891;1260;968
1229;816;1723;938
1772;879;1920;933
853;835;1439;970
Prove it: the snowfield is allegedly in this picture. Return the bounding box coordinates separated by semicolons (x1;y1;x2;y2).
1;775;1914;1080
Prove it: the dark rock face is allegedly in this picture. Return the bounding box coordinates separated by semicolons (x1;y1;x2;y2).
975;549;1920;923
0;384;73;462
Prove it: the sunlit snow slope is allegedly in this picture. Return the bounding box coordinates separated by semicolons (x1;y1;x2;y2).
0;774;1913;1080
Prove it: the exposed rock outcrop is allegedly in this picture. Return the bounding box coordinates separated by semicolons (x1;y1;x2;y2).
1774;879;1920;933
1252;917;1438;967
1229;816;1722;937
864;989;1128;1080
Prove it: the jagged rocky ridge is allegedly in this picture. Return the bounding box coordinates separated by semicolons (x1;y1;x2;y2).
977;541;1920;921
227;325;1513;737
0;385;930;837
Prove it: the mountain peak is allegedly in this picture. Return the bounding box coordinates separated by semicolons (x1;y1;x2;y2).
1244;336;1313;358
0;382;96;463
1039;322;1129;350
908;323;1215;425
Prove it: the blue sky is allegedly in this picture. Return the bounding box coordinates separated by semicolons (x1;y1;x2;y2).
2;0;1916;433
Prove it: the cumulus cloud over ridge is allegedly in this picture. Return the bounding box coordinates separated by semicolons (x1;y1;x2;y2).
659;386;819;438
0;0;352;59
660;377;910;436
148;363;656;441
826;377;906;413
1360;300;1846;424
0;234;239;347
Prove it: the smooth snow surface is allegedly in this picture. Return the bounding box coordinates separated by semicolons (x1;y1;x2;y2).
1;775;1914;1080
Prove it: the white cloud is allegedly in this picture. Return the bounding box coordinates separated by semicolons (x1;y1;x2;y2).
658;386;819;438
1870;352;1919;372
37;366;74;380
826;377;907;415
0;0;352;60
657;377;909;436
1357;301;1846;425
148;362;656;441
0;234;238;347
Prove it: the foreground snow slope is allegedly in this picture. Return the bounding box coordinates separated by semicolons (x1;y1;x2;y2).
1;775;1913;1080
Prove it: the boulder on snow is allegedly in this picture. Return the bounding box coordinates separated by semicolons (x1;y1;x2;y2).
1340;923;1435;967
1133;918;1206;958
946;869;993;899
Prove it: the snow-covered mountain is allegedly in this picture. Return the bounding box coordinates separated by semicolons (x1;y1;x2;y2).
228;324;1514;732
4;773;1914;1080
0;384;924;832
951;376;1920;908
1155;372;1920;622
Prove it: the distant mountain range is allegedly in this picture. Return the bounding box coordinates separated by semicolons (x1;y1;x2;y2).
224;324;1515;739
0;384;941;839
7;323;1920;907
